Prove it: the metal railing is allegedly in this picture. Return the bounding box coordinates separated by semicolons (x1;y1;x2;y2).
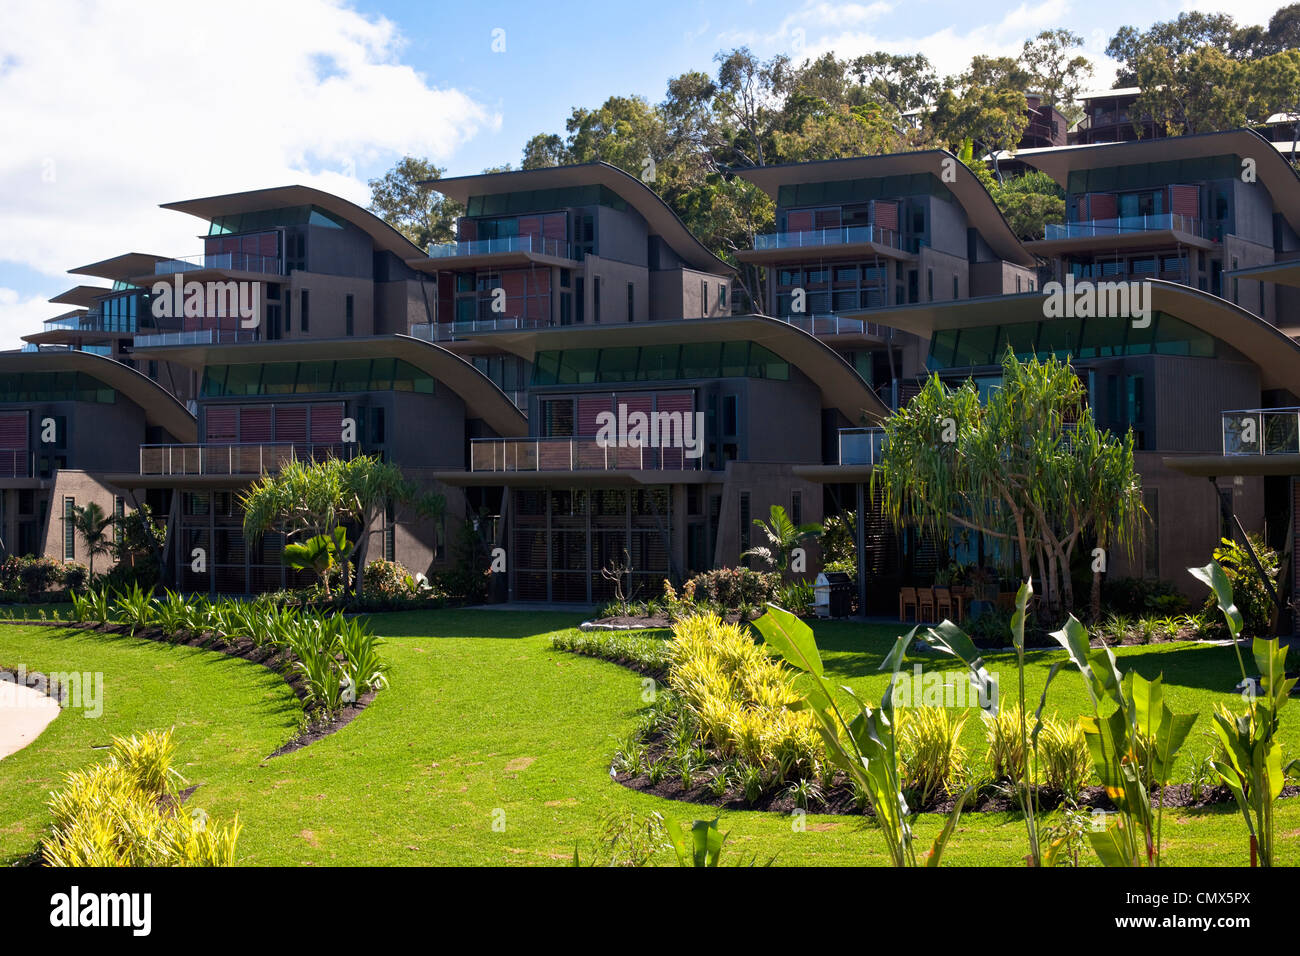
410;315;551;341
427;234;573;260
470;437;703;472
133;328;260;348
1222;408;1300;456
153;252;282;276
838;427;887;466
753;224;902;252
772;313;886;337
1045;214;1204;241
139;442;358;476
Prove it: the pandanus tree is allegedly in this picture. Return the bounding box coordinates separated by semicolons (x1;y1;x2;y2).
241;455;444;598
873;349;1144;619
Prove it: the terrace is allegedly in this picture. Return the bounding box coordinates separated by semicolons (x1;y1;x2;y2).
139;442;356;476
469;436;702;473
1222;407;1300;456
1044;213;1205;241
837;427;887;465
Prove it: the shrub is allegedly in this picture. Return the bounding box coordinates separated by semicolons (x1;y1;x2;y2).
41;729;240;867
1038;716;1092;798
363;558;415;599
61;562;89;593
0;555;65;599
550;630;671;673
1204;535;1279;638
983;702;1028;782
1102;576;1189;617
897;706;970;806
681;567;781;613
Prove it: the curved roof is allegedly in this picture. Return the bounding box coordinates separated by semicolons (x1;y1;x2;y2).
732;150;1038;268
70;252;168;282
49;285;110;307
160;185;426;260
426;163;735;275
852;280;1300;396
128;335;528;438
466;314;890;423
0;350;196;442
1019;129;1300;236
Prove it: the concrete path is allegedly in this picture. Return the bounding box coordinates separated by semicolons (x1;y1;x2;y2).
0;680;60;760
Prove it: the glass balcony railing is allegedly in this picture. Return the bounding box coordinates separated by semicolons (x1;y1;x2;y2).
426;235;573;259
152;252;282;276
838;427;887;466
42;311;138;334
139;442;358;476
470;437;702;472
133;328;260;348
771;313;887;337
753;225;901;252
1044;214;1204;241
1222;408;1300;456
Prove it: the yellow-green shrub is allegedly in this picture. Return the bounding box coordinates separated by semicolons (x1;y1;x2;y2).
1038;715;1092;798
41;729;240;867
983;701;1028;781
897;706;970;806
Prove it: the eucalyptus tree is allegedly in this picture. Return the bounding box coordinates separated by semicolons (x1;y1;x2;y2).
873;350;1143;619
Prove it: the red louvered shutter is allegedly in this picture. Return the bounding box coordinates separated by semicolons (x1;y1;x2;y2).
870;201;898;232
517;216;543;239
309;403;344;444
458;218;477;242
1087;193;1116;221
542;213;567;240
0;412;27;478
578;395;612;437
813;208;841;230
273;405;308;443
786;210;813;233
205;407;238;443
1170;184;1199;218
654;391;694;469
239;407;273;443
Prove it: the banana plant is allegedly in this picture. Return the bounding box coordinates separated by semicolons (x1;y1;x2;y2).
664;818;726;867
283;526;349;598
1192;560;1298;867
753;604;973;867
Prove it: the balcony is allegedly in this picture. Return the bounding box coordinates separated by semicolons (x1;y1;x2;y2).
139;442;357;476
753;224;902;252
426;235;573;260
150;252;282;278
42;311;137;334
771;313;887;338
469;437;702;473
133;328;260;348
1044;214;1205;241
838;427;887;466
410;316;551;342
1222;408;1300;456
0;449;33;479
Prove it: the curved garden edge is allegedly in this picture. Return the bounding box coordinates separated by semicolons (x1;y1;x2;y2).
4;619;376;758
550;642;1300;818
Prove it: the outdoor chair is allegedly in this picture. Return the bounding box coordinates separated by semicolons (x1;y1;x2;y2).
898;587;918;622
934;586;954;621
917;588;936;623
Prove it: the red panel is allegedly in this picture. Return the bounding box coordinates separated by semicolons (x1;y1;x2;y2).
259;232;277;257
205;407;238;443
531;269;551;294
654;391;694;469
309;403;345;443
813;208;841;230
0;411;27;449
1086;193;1116;221
578;395;613;437
1170;185;1200;218
787;210;813;232
273;405;308;443
458;218;477;241
517;216;542;238
239;406;273;443
501;271;527;297
542;213;567;240
870;200;898;231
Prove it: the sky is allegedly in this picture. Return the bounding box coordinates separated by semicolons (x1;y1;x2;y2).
0;0;1286;347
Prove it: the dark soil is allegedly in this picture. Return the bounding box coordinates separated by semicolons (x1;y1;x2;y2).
586;614;672;630
617;732;1300;817
6;619;374;757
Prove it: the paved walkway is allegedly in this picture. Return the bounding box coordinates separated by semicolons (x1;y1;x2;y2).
0;680;60;760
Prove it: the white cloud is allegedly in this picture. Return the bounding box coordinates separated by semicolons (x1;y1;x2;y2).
0;0;495;346
0;288;57;351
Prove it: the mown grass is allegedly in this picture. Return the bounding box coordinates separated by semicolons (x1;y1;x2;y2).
1;611;1295;866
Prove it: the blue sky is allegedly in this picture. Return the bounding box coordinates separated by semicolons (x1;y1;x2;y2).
0;0;1282;345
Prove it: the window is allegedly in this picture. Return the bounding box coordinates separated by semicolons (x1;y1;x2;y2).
791;490;802;526
739;492;751;566
593;276;601;323
384;501;395;561
345;295;354;336
300;290;310;332
722;395;738;436
927;269;933;300
953;276;959;300
114;497;125;545
701;280;708;316
720;283;727;311
63;497;75;560
626;282;634;323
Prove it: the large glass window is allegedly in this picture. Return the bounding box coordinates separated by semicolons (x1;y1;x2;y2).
201;360;434;397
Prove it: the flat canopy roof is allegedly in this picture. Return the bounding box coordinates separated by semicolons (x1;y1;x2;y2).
427;469;720;488
1019;129;1300;235
466;314;889;422
1163;454;1300;478
161;185;426;261
732;150;1037;268
132;334;528;438
69;252;168;282
847;279;1300;395
427;162;734;276
1025;228;1216;255
49;285;109;307
0;350;196;442
1225;260;1300;288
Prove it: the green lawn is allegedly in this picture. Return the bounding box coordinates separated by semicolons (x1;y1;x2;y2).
1;611;1295;866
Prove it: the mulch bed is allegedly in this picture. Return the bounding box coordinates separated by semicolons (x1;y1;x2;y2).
5;619;374;758
616;733;1300;817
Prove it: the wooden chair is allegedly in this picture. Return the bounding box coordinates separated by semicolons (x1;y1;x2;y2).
934;586;954;621
995;591;1015;613
917;588;936;623
898;587;918;622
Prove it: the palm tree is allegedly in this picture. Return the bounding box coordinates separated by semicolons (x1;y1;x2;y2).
741;505;823;573
70;502;116;579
